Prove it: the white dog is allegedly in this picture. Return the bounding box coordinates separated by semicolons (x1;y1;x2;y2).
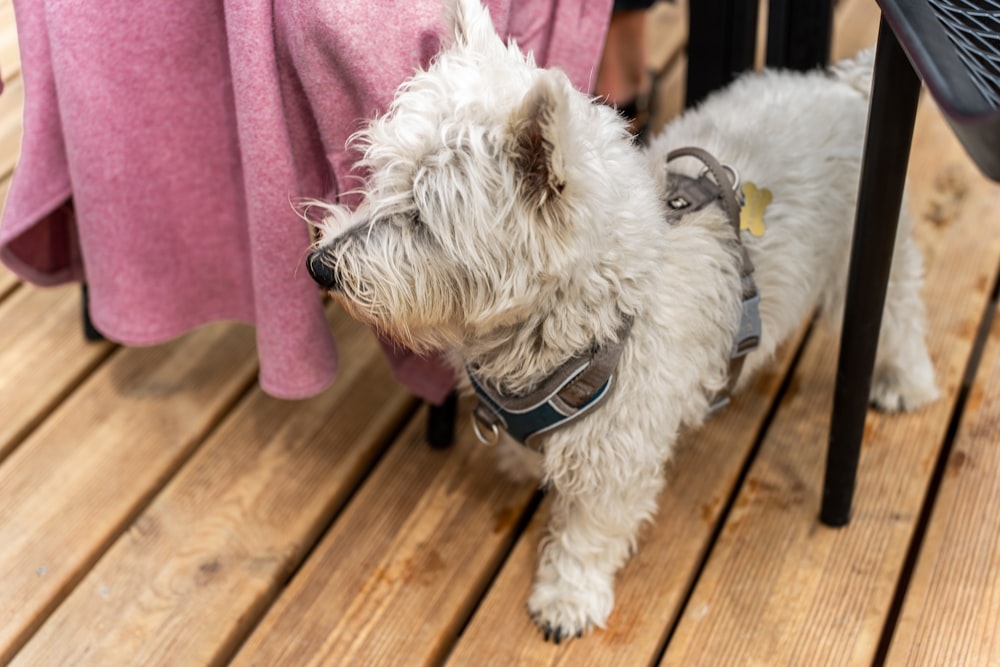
306;0;937;642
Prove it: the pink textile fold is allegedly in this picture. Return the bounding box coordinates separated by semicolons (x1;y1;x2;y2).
0;0;612;401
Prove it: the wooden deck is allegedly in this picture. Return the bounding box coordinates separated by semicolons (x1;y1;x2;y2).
2;1;1000;665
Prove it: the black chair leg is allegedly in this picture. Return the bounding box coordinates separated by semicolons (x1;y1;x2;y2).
81;283;105;342
820;18;922;527
426;390;458;449
765;0;834;71
686;0;760;108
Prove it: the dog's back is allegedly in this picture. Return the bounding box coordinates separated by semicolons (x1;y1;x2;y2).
643;48;878;376
830;46;875;98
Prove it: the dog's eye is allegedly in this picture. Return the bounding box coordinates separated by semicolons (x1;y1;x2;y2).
409;210;423;227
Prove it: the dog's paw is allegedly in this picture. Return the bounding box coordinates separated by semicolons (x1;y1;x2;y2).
527;575;613;643
869;364;939;413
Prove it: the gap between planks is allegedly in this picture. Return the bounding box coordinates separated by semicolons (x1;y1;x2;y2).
661;50;1000;667
4;0;998;665
0;320;261;664
883;297;1000;665
0;285;116;462
9;306;417;666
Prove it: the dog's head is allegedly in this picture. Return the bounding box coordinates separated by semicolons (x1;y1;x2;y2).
307;0;635;353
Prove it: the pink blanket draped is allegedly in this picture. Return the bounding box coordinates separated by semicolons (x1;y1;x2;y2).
1;0;612;401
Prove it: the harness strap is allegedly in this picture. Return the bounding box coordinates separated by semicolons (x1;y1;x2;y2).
666;147;745;237
468;147;763;450
469;317;633;450
662;147;761;412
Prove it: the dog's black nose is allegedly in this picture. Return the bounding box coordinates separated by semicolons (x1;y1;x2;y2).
307;250;340;290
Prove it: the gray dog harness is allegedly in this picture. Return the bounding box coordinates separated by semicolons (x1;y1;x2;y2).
664;147;762;412
469;317;634;450
468;147;761;449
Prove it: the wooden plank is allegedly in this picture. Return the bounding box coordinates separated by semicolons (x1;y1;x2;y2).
0;176;19;297
445;328;807;666
645;0;686;75
752;0;769;70
9;308;416;667
0;263;15;297
884;307;1000;666
648;54;685;135
0;285;115;460
0;73;22;179
828;0;883;61
661;30;1000;667
0;0;23;286
0;0;19;83
0;320;258;663
229;401;539;667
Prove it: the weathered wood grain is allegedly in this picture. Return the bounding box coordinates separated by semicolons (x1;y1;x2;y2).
0;321;258;663
9;307;415;667
229;400;540;667
0;260;13;296
0;0;24;292
0;74;22;180
0;285;115;460
0;176;19;297
2;2;999;665
661;42;1000;667
0;0;19;82
646;0;686;75
884;308;1000;666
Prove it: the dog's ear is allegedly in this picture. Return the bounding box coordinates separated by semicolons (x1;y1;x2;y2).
445;0;499;50
508;72;572;205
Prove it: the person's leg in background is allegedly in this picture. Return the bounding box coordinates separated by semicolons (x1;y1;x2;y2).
595;0;657;135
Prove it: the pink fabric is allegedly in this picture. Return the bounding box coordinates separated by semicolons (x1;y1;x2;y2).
1;0;612;401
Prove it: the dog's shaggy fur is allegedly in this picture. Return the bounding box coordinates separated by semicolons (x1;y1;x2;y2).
306;0;938;641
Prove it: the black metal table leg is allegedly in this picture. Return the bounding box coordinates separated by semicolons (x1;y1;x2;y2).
686;0;760;108
426;390;458;449
81;283;105;342
765;0;834;71
820;18;922;527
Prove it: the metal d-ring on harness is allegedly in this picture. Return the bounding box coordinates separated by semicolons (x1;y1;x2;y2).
467;147;761;449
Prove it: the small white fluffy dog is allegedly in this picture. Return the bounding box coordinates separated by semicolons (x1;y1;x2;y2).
306;0;938;641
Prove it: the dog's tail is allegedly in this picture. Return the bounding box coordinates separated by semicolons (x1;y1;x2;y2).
830;46;876;99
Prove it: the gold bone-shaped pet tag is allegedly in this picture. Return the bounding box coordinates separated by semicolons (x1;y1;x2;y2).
740;182;771;237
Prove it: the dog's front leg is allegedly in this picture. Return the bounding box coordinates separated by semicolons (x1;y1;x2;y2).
527;444;664;642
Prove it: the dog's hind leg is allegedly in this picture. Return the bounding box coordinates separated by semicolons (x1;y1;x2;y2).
821;206;938;413
869;210;939;412
527;455;663;641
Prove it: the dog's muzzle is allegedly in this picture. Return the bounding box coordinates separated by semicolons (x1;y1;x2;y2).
306;249;340;290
